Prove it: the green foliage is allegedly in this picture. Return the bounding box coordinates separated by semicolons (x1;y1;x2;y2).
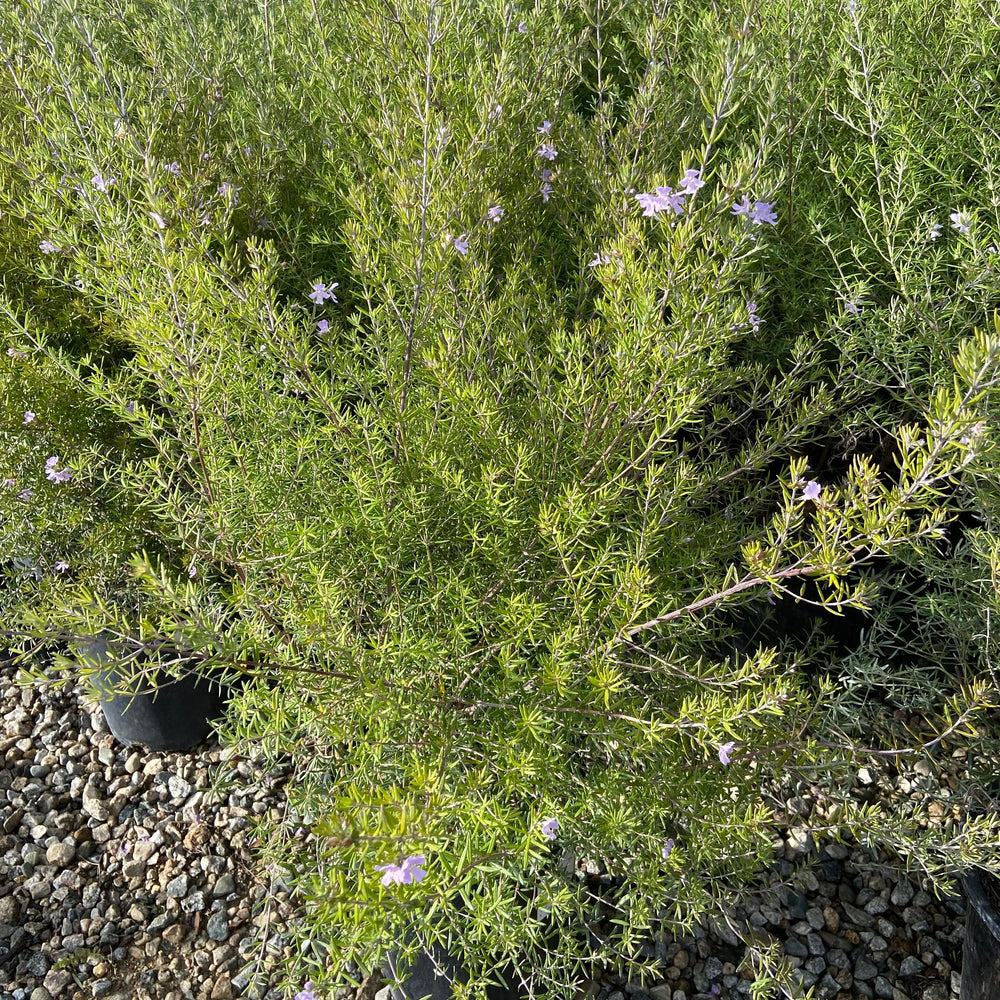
2;0;1000;997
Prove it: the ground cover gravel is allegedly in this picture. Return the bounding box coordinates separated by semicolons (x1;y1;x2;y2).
0;649;979;1000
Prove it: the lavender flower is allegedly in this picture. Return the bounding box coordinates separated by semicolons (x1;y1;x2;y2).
747;301;762;332
731;194;753;218
374;854;427;886
91;172;115;192
517;21;527;32
54;560;70;573
487;205;504;222
661;839;675;859
540;183;553;202
588;252;612;268
950;211;971;234
751;201;777;226
653;186;687;215
39;240;58;254
718;742;736;765
164;161;181;175
802;480;822;501
453;234;470;255
679;168;705;194
294;983;317;1000
45;456;72;483
842;298;861;315
23;411;35;424
928;221;942;241
149;211;167;230
537;143;557;161
537;120;552;135
317;320;330;334
540;817;560;840
309;281;339;305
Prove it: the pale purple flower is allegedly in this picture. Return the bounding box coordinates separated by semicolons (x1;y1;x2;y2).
294;983;317;1000
517;21;527;32
453;234;469;255
317;320;330;334
308;281;339;305
802;480;822;501
950;211;971;234
23;411;35;424
679;168;705;194
189;565;197;578
747;302;762;331
731;194;753;217
126;401;135;415
55;560;70;575
45;456;72;483
39;240;58;254
540;183;553;202
1;479;14;488
149;211;166;230
751;201;777;226
539;169;553;182
74;278;85;290
540;817;560;840
928;221;942;241
375;854;427;886
218;182;241;204
537;143;557;161
91;172;115;192
661;839;675;859
537;120;552;135
18;490;34;501
635;192;662;217
487;205;504;222
588;252;612;267
164;161;181;175
718;741;736;765
653;186;687;216
842;298;861;315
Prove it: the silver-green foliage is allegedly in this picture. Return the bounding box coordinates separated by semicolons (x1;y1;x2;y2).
2;0;1000;997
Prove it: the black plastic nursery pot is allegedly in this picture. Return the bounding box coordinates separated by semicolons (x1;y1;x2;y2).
71;633;237;753
962;870;1000;1000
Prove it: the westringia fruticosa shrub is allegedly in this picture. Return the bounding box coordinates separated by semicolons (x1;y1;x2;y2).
2;0;1000;996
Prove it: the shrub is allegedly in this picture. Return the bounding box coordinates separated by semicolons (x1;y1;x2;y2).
2;0;1000;997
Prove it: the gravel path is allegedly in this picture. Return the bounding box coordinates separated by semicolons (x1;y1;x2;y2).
0;648;975;1000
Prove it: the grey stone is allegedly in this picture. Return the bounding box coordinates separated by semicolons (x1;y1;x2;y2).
891;879;915;906
91;980;115;998
165;874;188;898
784;937;808;957
0;896;19;925
167;775;192;800
855;957;879;981
874;976;894;999
212;873;235;897
31;988;53;1000
899;956;925;977
207;911;229;941
25;952;50;976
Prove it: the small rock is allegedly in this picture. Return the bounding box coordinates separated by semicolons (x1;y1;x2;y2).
165;874;189;898
31;988;53;1000
855;957;878;981
891;880;915;907
210;974;233;1000
91;980;115;998
26;952;51;976
162;922;187;946
0;895;20;925
167;775;192;799
125;752;143;773
900;956;925;977
81;785;109;822
45;842;76;867
207;911;230;941
212;873;235;897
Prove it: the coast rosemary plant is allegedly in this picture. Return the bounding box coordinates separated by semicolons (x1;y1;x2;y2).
2;0;1000;997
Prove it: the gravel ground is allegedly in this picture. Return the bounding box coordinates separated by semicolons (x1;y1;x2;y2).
0;649;977;1000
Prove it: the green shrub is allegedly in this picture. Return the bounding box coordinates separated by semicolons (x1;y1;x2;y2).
3;0;1000;997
